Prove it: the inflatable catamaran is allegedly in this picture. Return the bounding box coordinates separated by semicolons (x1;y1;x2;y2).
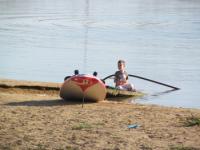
60;70;179;102
60;72;143;102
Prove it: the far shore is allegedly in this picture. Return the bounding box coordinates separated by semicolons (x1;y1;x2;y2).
0;78;200;150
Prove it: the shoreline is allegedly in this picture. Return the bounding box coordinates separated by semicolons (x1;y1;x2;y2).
0;78;200;149
0;78;61;90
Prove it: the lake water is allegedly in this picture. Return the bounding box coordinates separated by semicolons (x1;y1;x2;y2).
0;0;200;108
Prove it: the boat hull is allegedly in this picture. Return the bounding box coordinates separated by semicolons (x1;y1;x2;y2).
106;86;144;98
60;75;106;102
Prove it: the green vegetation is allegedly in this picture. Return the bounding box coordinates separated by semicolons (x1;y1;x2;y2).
65;146;79;150
184;116;200;127
170;145;199;150
0;145;12;150
72;122;92;130
139;145;152;150
94;122;105;126
34;144;47;150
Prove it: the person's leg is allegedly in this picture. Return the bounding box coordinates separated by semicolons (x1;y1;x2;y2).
126;83;136;91
116;85;124;90
120;84;136;91
129;83;136;91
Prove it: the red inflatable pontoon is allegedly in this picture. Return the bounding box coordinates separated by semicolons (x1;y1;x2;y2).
60;74;106;102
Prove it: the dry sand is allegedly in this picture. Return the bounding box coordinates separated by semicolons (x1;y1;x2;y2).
0;79;200;150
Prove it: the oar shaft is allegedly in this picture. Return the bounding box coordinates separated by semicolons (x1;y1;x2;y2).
102;74;115;81
102;74;180;90
128;74;180;90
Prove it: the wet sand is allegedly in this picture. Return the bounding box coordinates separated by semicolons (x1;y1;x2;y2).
0;79;200;150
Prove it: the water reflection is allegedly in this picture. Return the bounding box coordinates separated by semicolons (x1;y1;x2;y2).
151;89;179;97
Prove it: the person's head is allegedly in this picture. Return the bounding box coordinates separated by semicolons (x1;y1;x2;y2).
118;60;125;71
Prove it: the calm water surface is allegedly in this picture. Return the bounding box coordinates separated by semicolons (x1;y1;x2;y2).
0;0;200;108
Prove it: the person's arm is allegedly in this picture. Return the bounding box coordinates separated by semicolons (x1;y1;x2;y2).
114;72;117;83
125;71;128;80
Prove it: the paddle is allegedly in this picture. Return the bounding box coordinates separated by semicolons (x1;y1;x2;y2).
102;74;115;81
102;74;180;90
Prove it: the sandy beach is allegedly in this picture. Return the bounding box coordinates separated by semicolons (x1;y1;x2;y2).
0;79;200;150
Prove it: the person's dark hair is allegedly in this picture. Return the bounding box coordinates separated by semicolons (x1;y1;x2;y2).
118;60;125;64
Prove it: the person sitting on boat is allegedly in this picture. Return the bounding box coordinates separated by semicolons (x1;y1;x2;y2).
114;60;136;91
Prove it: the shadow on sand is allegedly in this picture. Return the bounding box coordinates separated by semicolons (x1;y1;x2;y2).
5;99;94;107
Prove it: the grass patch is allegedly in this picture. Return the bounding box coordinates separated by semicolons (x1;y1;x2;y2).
170;145;199;150
140;144;152;150
65;146;79;150
184;116;200;127
0;145;12;150
94;122;105;126
72;122;92;130
34;143;47;150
